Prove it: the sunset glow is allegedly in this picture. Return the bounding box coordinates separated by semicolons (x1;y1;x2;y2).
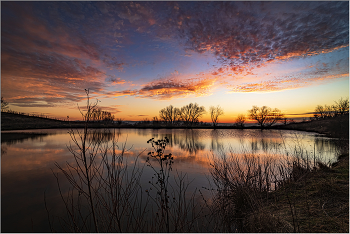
1;1;349;122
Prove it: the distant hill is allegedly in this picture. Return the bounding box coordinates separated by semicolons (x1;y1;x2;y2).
275;114;349;139
1;112;121;130
1;112;70;130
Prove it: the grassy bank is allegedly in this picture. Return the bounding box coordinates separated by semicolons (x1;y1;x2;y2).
247;154;349;233
275;114;349;139
210;152;349;233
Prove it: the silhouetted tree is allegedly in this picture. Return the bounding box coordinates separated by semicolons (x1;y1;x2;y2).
115;118;123;125
210;105;224;127
314;97;349;120
248;106;284;128
1;97;9;111
159;105;181;124
235;114;246;128
179;103;206;126
334;97;349;115
91;108;115;122
324;105;334;118
314;105;325;119
152;116;160;125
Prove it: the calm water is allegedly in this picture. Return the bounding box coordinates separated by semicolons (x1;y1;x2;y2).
1;128;341;232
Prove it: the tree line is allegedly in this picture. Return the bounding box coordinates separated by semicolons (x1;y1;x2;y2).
313;97;349;120
154;103;207;126
154;103;285;128
2;95;348;128
91;108;115;122
153;97;349;128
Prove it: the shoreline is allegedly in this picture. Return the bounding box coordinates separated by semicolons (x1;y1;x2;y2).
1;112;348;139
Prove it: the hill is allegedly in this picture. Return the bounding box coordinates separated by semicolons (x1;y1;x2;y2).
1;112;70;130
274;114;349;139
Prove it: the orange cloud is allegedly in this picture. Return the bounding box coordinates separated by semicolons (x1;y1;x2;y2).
112;75;217;100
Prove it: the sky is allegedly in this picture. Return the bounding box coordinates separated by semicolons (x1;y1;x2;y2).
1;1;349;123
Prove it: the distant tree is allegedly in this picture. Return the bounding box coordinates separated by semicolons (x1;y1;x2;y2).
114;118;123;125
92;108;102;121
91;108;114;122
314;98;349;120
179;103;206;126
235;114;246;128
159;105;181;124
1;97;9;111
334;97;349;115
101;111;115;122
209;105;224;127
152;116;160;125
248;105;284;128
314;105;325;119
141;118;150;124
324;105;334;118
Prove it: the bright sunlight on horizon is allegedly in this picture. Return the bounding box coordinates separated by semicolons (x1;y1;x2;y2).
1;1;349;122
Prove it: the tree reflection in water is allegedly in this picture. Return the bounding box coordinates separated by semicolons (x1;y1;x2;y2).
156;130;206;154
210;130;225;152
250;138;284;154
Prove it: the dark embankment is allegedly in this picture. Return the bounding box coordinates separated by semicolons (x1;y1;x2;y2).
1;112;69;130
247;154;349;233
274;114;349;139
1;112;117;130
211;152;349;233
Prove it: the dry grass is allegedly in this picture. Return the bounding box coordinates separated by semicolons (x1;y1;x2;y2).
261;154;349;233
209;150;349;233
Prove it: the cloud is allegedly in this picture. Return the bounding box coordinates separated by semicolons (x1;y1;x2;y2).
94;105;122;114
1;2;124;107
1;1;348;107
112;73;217;100
106;1;349;94
229;72;349;93
165;2;349;73
102;54;125;71
106;76;127;85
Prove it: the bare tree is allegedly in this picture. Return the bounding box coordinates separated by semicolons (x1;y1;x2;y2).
1;97;9;111
334;97;349;115
91;108;115;122
152;116;160;125
314;105;325;119
179;103;206;126
159;105;181;125
314;98;349;120
115;118;123;125
210;105;224;127
248;106;284;128
235;114;246;128
324;105;334;118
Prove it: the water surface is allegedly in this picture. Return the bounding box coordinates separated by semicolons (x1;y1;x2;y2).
1;128;341;232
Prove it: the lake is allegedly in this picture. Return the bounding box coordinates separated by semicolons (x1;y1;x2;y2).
1;128;342;232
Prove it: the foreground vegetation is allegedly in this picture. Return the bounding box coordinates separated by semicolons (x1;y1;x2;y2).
210;152;349;232
261;154;349;233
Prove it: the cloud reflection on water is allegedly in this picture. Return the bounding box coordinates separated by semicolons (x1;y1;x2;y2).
1;128;342;232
